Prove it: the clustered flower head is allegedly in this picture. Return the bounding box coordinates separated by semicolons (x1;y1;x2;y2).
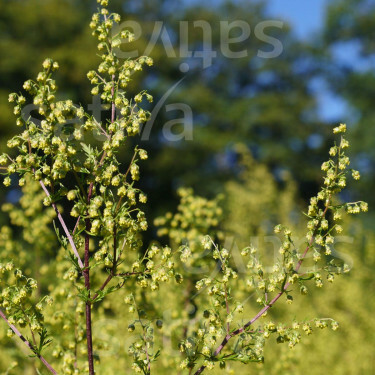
155;187;223;256
0;261;53;346
125;294;165;374
0;0;169;372
0;0;154;277
176;124;367;373
0;0;369;373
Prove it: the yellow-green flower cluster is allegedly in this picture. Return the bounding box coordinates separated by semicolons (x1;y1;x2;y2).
0;261;53;341
155;187;223;253
178;125;367;373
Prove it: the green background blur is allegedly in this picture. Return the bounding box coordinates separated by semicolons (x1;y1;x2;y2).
1;0;374;219
0;0;374;373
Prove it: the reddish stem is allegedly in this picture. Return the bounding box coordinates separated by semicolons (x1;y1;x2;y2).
193;203;330;375
39;181;84;269
84;219;95;375
0;309;57;374
82;72;117;375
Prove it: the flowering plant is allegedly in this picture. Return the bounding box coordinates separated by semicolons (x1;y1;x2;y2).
0;1;367;374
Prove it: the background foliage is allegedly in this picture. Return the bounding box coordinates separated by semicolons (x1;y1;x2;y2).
0;0;373;374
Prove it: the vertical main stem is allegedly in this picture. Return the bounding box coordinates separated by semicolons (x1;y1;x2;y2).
82;75;113;373
82;63;115;375
84;219;95;375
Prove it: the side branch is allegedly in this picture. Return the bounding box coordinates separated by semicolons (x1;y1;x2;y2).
39;180;84;270
0;308;57;375
194;203;331;375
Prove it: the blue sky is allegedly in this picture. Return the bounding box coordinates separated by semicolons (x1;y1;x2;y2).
185;0;328;39
267;0;348;122
183;0;349;121
266;0;327;39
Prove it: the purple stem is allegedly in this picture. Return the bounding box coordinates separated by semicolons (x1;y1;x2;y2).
39;180;84;270
193;203;330;375
0;308;57;374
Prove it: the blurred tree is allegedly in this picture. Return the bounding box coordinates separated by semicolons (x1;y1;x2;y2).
136;0;330;210
0;0;337;223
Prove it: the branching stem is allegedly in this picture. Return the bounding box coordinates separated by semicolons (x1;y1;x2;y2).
0;309;57;375
193;201;331;375
39;180;84;270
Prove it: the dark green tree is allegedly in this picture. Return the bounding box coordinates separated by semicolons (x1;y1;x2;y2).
0;0;334;221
